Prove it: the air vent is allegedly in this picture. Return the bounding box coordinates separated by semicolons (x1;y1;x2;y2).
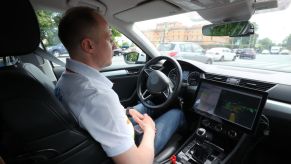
205;73;275;91
239;79;275;91
205;73;228;82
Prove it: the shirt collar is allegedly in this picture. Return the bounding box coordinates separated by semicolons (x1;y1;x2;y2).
65;58;113;88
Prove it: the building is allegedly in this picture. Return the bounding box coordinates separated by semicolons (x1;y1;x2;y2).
142;22;230;48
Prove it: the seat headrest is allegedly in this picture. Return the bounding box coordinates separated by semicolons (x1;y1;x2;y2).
0;0;40;57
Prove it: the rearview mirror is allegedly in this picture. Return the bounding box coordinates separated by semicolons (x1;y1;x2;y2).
202;21;254;37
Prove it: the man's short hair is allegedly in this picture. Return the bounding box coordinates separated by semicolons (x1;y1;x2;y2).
58;6;100;54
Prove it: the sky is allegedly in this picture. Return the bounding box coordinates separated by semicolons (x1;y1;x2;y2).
134;3;291;44
251;4;291;43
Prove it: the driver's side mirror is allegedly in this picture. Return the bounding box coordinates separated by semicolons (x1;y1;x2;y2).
123;51;147;64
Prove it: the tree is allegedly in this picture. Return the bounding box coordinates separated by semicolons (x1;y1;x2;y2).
257;38;274;50
283;34;291;50
122;42;130;48
111;27;122;39
110;27;122;49
37;10;123;47
36;10;62;46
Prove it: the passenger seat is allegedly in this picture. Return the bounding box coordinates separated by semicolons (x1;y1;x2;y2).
0;1;111;163
22;62;56;93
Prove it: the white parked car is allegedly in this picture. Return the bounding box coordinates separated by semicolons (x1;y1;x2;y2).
158;42;213;64
206;47;236;61
261;49;270;54
280;49;290;55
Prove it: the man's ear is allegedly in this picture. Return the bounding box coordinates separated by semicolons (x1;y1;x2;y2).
81;38;95;54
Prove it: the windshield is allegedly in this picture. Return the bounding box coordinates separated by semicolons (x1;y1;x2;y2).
134;4;291;73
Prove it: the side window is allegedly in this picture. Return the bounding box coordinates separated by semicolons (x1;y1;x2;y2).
36;10;147;67
36;10;66;66
110;27;147;66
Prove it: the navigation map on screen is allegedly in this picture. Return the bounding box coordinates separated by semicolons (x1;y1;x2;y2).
193;81;263;130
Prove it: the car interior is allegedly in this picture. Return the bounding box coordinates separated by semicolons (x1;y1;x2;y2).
1;0;291;164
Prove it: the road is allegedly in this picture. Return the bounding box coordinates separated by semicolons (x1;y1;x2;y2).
213;54;291;72
57;54;291;73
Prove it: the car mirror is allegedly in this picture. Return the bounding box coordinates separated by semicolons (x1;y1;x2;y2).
202;21;254;37
123;51;146;64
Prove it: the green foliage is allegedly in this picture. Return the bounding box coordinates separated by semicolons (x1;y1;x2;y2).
36;10;62;46
111;27;122;38
110;27;122;49
122;42;129;47
257;38;274;50
283;34;291;50
37;10;124;48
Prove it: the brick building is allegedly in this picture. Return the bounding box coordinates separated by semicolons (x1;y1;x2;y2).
142;22;230;48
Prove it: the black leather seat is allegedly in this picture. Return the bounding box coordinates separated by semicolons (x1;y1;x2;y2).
0;1;111;163
22;62;56;93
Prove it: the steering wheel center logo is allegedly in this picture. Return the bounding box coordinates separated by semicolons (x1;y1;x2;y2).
151;74;159;84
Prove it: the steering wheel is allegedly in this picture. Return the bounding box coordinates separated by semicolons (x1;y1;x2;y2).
137;56;183;109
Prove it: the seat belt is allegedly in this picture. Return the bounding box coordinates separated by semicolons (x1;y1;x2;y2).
34;47;66;67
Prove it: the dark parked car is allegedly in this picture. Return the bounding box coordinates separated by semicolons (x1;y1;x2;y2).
46;43;68;57
239;48;256;59
233;48;243;57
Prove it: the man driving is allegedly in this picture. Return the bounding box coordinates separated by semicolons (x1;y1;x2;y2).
55;6;185;163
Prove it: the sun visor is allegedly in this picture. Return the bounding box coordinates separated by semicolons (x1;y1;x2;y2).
67;0;107;15
197;0;255;24
114;0;183;23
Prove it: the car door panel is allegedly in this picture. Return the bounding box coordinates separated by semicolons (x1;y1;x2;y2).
101;64;144;107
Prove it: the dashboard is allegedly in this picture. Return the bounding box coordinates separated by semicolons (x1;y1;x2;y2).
159;59;291;163
168;69;203;86
162;59;291;134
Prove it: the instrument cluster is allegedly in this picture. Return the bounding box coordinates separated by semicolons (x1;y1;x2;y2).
168;68;204;86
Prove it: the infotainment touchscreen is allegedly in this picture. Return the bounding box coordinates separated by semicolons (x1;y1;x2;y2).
193;79;268;133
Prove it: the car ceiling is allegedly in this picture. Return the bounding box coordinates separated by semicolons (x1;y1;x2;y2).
31;0;290;23
30;0;285;24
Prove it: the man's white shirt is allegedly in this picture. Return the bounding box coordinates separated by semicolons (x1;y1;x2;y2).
55;58;135;157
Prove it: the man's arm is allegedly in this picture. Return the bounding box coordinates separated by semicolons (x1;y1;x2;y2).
112;114;156;164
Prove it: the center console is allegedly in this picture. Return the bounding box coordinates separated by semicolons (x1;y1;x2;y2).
176;127;225;164
171;79;268;164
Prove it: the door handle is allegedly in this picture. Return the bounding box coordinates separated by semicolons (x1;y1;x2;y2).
127;70;139;75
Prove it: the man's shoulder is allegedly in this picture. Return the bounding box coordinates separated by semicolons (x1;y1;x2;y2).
57;72;92;91
55;73;91;97
56;72;115;98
